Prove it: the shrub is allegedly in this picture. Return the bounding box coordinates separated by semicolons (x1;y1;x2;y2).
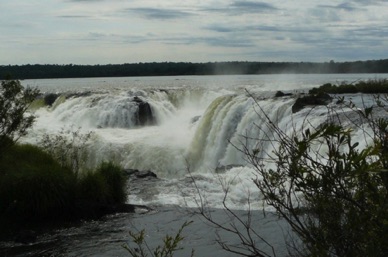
40;127;93;176
77;171;110;205
0;79;39;156
76;162;127;211
196;91;388;257
0;145;128;222
0;144;76;221
96;162;127;204
124;221;194;257
250;122;388;256
0;80;128;224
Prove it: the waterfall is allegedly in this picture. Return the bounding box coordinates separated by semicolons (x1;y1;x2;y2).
24;74;384;209
185;94;299;171
46;92;171;129
31;88;334;176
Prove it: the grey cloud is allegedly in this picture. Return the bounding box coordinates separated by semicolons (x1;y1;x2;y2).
85;32;150;44
202;1;278;15
231;1;278;12
200;37;255;48
135;34;256;48
81;31;255;48
66;0;104;2
288;25;387;53
345;26;388;43
58;15;92;18
128;8;194;20
337;2;359;11
204;24;322;34
204;24;257;33
203;25;236;33
310;3;362;23
353;0;388;5
319;0;387;10
2;21;35;30
318;2;359;11
244;45;386;61
243;35;386;61
166;36;255;48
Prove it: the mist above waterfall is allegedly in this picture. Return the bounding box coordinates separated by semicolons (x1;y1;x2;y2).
23;74;388;209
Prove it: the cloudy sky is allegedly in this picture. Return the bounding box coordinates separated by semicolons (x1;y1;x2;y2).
1;0;388;64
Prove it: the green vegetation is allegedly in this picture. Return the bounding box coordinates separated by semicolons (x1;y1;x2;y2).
40;127;93;176
199;92;388;256
2;59;388;79
124;79;388;257
97;162;127;204
0;80;127;227
0;142;127;222
124;221;194;257
309;79;388;94
74;161;127;218
3;76;388;255
0;78;39;156
0;144;76;221
253;122;388;256
0;143;127;223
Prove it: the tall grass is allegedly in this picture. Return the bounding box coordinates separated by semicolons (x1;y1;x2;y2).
0;144;76;221
0;144;127;223
97;162;127;204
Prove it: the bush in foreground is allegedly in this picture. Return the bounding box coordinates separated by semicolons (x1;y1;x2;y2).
0;79;128;232
76;162;127;216
196;91;388;257
124;221;194;257
0;144;127;223
97;162;127;204
0;78;39;157
0;144;76;221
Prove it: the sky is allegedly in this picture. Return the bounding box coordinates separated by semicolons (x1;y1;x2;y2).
1;0;388;65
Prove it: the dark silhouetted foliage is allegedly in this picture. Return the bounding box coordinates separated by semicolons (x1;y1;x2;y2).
0;79;39;155
0;144;76;221
1;59;388;79
309;79;388;94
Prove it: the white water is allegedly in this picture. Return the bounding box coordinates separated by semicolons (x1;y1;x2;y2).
22;74;388;210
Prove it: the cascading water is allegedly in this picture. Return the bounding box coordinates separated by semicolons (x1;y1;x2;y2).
4;74;385;257
27;88;326;210
22;74;387;210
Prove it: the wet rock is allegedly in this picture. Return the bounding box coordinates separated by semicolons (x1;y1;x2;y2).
216;165;243;173
123;169;158;179
44;93;59;106
191;115;201;124
292;93;332;113
133;96;156;126
98;203;135;214
123;169;139;176
66;91;92;98
274;91;292;97
136;170;157;179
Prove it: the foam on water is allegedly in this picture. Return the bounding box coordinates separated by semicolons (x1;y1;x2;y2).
23;74;388;210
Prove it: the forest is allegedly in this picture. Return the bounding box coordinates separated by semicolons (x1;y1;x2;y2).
1;59;388;79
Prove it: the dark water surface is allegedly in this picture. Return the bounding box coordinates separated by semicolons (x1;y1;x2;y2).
0;207;289;257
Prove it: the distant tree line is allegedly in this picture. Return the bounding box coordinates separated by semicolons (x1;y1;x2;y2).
1;59;388;79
